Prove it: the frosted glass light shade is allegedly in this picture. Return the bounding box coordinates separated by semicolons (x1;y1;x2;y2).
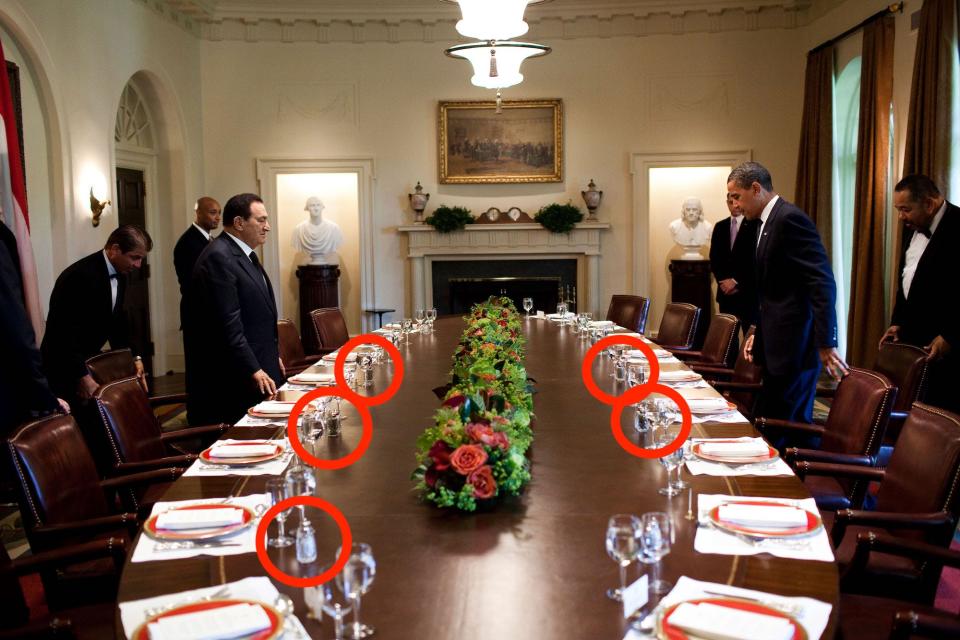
444;0;551;41
445;41;550;89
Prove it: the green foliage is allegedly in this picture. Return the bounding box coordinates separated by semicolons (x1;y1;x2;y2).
534;202;584;234
425;205;474;233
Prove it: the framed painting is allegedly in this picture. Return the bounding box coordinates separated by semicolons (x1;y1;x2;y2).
438;98;563;184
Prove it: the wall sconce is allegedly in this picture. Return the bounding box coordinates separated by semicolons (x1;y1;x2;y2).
408;181;430;224
89;187;111;227
581;179;602;221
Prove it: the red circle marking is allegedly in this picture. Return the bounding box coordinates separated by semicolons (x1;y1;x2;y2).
286;389;373;470
333;334;404;407
609;383;692;459
255;495;352;588
580;335;661;406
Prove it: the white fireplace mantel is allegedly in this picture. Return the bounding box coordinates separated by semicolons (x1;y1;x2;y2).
398;222;611;316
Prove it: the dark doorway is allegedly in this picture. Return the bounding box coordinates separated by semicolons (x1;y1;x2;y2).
115;167;153;378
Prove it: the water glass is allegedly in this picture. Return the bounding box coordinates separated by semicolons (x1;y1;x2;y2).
556;302;568;324
401;318;413;342
324;397;343;437
313;566;353;640
335;542;377;638
640;512;672;594
605;514;642;602
522;297;533;317
426;308;438;331
265;478;293;548
657;438;684;497
415;308;425;328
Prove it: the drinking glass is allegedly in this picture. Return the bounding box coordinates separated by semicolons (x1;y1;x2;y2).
335;542;377;638
426;308;438;332
556;302;568;324
657;437;684;497
401;318;413;342
605;514;642;602
415;308;425;328
265;478;293;548
640;512;672;595
323;397;342;437
522;297;533;317
315;566;354;640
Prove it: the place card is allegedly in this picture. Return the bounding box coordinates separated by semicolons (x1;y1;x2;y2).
622;574;649;619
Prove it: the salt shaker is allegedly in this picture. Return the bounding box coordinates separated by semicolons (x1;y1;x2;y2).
296;520;317;564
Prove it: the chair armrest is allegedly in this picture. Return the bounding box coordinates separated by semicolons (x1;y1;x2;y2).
756;417;825;438
160;423;229;443
114;455;195;473
712;381;762;393
148;392;187;407
793;460;886;482
831;509;953;546
688;364;733;380
673;350;703;361
101;466;184;489
12;536;128;576
785;448;874;467
851;532;960;570
655;343;692;351
891;611;960;639
31;514;139;545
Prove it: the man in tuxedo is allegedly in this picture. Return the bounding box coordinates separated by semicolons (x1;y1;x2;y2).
727;162;847;423
880;175;959;412
709;194;760;342
185;193;283;424
0;221;67;437
40;225;152;405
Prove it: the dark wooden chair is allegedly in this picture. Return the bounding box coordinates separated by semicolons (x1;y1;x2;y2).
670;313;739;367
796;403;960;605
652;303;700;350
278;318;321;377
759;368;896;510
605;295;650;334
689;326;762;421
839;533;960;639
310;307;350;354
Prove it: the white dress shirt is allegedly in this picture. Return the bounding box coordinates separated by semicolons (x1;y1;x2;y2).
902;200;946;299
225;232;267;288
102;250;118;310
192;222;212;241
755;195;780;249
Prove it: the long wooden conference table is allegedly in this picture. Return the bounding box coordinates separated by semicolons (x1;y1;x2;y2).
116;316;839;638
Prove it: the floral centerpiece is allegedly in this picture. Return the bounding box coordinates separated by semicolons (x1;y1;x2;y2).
412;297;534;511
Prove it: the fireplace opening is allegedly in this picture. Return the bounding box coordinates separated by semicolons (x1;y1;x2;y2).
432;259;577;315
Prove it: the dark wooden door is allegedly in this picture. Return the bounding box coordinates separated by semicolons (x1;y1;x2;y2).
116;167;153;378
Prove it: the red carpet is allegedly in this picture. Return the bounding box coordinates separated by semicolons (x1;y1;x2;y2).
934;536;960;611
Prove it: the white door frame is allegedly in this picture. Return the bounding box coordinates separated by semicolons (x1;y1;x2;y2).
629;150;752;299
256;156;377;332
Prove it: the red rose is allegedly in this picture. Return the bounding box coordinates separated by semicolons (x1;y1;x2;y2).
466;421;494;443
449;444;488;475
468;466;497;499
425;465;441;488
428;441;453;470
498;320;507;327
491;431;510;449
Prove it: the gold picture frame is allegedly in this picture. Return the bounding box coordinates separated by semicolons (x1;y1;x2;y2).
438;98;563;184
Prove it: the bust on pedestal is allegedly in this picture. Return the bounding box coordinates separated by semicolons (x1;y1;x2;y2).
293;196;343;353
669;197;713;260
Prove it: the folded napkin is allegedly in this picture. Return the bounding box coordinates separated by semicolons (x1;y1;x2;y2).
588;320;615;327
699;440;770;458
686;397;730;412
207;443;277;458
611;331;646;339
146;601;272;640
289;372;336;384
658;369;702;382
718;504;809;529
322;351;358;362
250;401;294;415
547;312;576;320
667;601;795;640
154;507;245;531
383;323;402;330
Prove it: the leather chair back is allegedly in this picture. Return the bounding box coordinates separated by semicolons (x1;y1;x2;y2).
278;318;307;365
85;348;137;386
310;307;349;352
822;368;896;456
876;343;929;415
696;313;739;366
5;415;111;545
878;403;960;547
606;295;651;334
94;377;168;468
655;303;700;348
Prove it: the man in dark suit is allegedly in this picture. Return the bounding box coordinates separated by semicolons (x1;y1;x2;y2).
40;225;152;405
880;174;959;412
709;194;760;341
185;193;283;424
727;162;847;423
1;221;67;437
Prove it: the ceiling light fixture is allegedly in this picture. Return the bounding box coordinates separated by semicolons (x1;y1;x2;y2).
444;40;551;90
442;0;552;41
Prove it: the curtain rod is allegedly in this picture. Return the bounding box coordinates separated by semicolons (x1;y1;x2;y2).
809;2;903;54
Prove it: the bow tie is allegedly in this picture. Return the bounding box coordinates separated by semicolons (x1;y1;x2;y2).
916;227;931;239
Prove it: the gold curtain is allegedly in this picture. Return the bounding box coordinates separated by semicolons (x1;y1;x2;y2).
847;16;895;368
903;0;958;187
794;46;835;253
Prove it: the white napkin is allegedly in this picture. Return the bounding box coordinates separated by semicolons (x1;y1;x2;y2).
288;372;335;384
154;507;245;531
690;409;749;424
646;577;833;640
658;369;702;382
718;504;809;529
588;320;615;327
548;312;576;320
695;494;834;562
131;494;267;563
322;351;358;362
182;440;291;478
250;401;295;415
699;440;770;458
668;601;795;640
146;602;271;640
685;397;730;412
207;443;277;458
611;331;647;340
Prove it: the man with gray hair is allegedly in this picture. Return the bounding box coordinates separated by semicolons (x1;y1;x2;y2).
727;161;846;424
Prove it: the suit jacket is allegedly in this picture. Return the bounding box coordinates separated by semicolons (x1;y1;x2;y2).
185;234;282;424
1;222;57;435
709;216;759;325
891;201;960;349
40;250;129;398
754;198;837;377
173;225;209;328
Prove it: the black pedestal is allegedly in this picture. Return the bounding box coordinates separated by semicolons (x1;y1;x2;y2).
669;259;711;349
296;264;340;354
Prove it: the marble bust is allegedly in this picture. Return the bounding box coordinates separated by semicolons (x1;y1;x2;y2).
291;196;344;265
669;197;713;260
